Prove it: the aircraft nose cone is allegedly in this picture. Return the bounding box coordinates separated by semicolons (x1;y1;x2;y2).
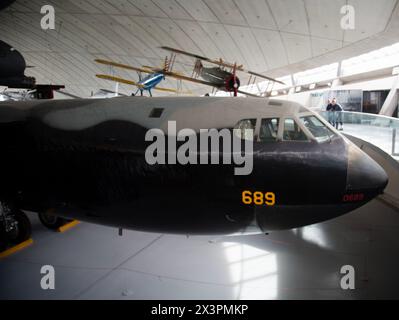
346;144;388;193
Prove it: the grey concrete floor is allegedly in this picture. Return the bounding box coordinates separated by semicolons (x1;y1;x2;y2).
1;198;399;300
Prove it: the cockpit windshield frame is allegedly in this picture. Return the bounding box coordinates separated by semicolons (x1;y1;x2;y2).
234;111;337;144
299;113;337;143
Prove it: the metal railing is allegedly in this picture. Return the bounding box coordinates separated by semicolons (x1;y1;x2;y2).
318;111;399;128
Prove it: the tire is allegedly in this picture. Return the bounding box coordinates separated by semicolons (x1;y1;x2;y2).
0;224;8;252
7;210;31;245
38;211;69;230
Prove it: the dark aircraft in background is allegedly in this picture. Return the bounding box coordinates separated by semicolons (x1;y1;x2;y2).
0;40;65;99
0;97;388;250
0;0;16;11
0;40;35;89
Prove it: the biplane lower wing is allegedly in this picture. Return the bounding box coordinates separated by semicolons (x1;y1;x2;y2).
163;71;221;87
165;71;260;97
247;71;285;85
237;89;261;98
155;87;191;94
96;74;143;88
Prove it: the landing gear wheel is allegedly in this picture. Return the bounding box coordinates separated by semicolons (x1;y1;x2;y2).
7;210;31;245
38;211;70;230
0;225;7;252
0;209;31;252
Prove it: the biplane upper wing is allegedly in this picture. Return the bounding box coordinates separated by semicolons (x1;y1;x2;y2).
161;46;213;64
161;46;242;70
245;71;285;85
95;59;153;74
160;46;285;85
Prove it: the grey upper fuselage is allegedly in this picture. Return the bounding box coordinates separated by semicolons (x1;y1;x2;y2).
0;96;322;133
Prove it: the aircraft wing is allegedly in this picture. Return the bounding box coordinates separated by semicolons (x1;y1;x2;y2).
95;59;153;74
161;46;242;70
245;70;285;85
96;74;144;88
237;89;262;98
98;88;128;97
161;46;213;63
155;87;192;94
163;71;221;88
141;66;164;73
55;90;81;99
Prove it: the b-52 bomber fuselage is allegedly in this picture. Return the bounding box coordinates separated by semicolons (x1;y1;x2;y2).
0;97;388;237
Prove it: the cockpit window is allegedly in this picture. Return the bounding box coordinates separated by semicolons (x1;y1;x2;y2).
300;116;335;142
283;118;308;141
259;118;279;142
234;119;256;141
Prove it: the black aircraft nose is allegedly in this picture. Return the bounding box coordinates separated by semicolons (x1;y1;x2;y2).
346;144;388;194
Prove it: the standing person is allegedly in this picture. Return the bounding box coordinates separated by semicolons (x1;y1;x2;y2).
332;98;343;130
326;99;334;126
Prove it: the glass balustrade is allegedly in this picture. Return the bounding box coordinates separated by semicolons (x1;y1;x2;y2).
317;111;399;160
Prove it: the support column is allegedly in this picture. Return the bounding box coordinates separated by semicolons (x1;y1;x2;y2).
379;75;399;117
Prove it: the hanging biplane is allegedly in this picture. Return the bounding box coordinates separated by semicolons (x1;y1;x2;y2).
159;46;285;97
95;58;189;97
95;47;284;97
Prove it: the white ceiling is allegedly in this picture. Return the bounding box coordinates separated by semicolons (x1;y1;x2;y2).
0;0;398;97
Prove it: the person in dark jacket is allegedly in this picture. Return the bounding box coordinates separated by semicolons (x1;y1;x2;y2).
326;99;334;126
332;98;343;130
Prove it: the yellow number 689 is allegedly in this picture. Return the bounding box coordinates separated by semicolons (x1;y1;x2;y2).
242;191;275;206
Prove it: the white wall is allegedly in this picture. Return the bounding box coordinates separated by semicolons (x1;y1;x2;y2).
273;75;398;108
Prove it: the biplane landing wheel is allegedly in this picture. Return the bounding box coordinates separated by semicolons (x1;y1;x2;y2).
38;211;71;230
